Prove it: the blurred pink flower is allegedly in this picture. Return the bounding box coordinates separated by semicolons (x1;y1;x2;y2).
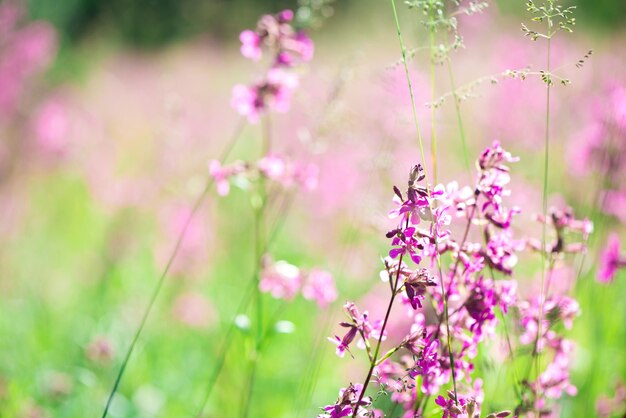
240;30;262;61
597;233;625;283
172;292;216;328
257;153;288;181
603;190;626;223
231;68;298;123
156;205;212;277
238;9;313;67
0;2;57;119
85;336;114;364
302;269;337;308
209;160;232;196
32;97;69;154
257;153;319;190
259;258;302;300
569;83;626;177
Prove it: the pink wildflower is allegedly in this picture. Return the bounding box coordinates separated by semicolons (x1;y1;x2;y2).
597;233;625;283
259;259;302;300
302;269;337;308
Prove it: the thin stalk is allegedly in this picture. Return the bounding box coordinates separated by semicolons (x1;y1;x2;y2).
535;30;552;404
428;7;438;183
241;352;259;418
101;119;245;418
498;308;522;399
194;169;297;417
446;56;472;181
391;0;458;403
351;250;406;418
194;284;255;417
240;114;272;418
573;132;615;287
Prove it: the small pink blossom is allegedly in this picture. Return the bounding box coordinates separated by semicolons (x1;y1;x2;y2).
85;336;114;364
239;29;262;61
231;68;298;123
597;233;625;283
172;292;216;328
32;97;69;154
208;159;246;196
302;269;337;308
259;259;302;300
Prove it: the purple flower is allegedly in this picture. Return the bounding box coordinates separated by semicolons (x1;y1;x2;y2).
328;326;357;358
388;226;424;264
404;268;437;309
435;392;477;418
408;336;442;395
319;384;371;418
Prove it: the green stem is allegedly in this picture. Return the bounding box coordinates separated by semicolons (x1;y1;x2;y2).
240;115;272;417
535;31;552;406
350;250;406;418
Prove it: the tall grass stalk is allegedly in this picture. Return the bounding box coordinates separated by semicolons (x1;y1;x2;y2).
241;115;272;418
535;29;552;409
388;0;458;405
195;152;306;416
101;119;246;418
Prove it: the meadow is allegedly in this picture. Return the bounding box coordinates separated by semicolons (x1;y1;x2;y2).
0;0;625;417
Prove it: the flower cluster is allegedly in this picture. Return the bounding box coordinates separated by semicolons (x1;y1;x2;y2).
320;141;587;417
319;384;372;418
208;153;318;196
329;301;386;358
259;256;337;308
232;9;313;123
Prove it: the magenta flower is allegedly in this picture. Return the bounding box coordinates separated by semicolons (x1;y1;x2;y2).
328;326;357;358
598;233;625;283
435;392;476;418
404;268;437;310
409;336;442;395
319;384;371;418
388;226;424;264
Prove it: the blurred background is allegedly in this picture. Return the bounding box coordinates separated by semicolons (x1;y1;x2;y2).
1;0;625;417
